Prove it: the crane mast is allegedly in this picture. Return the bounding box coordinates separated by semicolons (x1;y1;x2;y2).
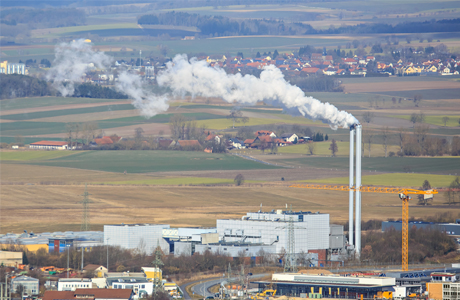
290;184;438;271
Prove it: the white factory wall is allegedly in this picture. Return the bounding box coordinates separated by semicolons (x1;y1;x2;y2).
195;244;276;257
174;242;192;257
217;214;329;254
104;224;170;254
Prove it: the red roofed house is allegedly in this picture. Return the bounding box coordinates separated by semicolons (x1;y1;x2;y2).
255;130;276;138
342;58;358;65
93;137;114;145
43;289;134;300
252;135;273;149
205;134;221;143
301;67;320;75
244;139;254;148
29;141;69;150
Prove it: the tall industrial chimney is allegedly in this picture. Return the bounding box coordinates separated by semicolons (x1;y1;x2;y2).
355;124;362;256
348;126;355;247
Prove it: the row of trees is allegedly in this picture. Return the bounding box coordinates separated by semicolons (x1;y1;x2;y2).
359;125;460;157
361;227;457;264
1;8;86;29
139;11;460;38
0;75;127;100
138;11;316;37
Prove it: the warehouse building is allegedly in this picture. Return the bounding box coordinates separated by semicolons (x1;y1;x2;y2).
382;221;460;237
254;273;396;299
104;224;170;254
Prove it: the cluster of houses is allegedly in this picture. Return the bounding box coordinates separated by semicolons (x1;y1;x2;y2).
25;130;308;152
227;130;307;150
3;264;179;300
204;53;460;77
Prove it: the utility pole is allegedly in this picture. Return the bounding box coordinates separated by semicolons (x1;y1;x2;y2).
80;183;92;231
276;205;305;273
67;243;70;278
81;247;84;271
106;238;110;272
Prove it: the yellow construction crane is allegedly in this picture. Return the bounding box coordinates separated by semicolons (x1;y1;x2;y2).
289;184;438;271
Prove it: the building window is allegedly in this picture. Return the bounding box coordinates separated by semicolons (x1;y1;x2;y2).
141;285;145;289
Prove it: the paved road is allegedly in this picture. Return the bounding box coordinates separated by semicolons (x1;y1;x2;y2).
192;274;268;298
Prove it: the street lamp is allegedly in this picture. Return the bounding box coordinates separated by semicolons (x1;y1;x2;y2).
106;238;110;272
67;242;71;278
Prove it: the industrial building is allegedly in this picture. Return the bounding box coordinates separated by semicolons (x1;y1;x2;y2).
0;251;23;266
382;221;460;237
104;224;170;254
254;273;396;299
0;230;102;253
216;210;335;254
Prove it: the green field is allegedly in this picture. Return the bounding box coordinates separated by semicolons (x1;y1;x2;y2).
0;97;124;111
0;151;77;161
1;104;135;120
277;141;400;157
392;115;460;127
301;173;457;188
0;121;67;136
274;156;460;174
374;88;460;100
11;150;280;173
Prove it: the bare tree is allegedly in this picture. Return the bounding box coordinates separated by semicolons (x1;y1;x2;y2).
226;109;248;128
307;142;315;155
363;130;374;157
413;94;423;107
381;126;390;157
362;112;374;124
397;127;406;154
442;116;449;126
82;122;98;145
329;139;338;157
418;180;433;205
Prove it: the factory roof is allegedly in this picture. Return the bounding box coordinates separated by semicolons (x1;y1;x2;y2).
30;141;68;146
105;223;168;227
253;280;394;289
107;277;149;284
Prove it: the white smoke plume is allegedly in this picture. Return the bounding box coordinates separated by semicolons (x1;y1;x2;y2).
47;39;113;97
46;39;167;117
115;72;169;118
157;55;358;129
47;40;358;128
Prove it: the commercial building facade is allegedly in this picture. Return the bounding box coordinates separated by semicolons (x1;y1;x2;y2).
104;224;170;254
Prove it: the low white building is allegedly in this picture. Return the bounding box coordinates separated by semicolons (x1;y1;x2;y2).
107;277;153;298
29;141;69;150
58;278;93;291
11;275;39;296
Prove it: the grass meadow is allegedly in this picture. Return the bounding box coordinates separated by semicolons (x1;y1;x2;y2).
18;150;280;173
0;96;123;111
300;173;457;188
0;150;77;161
273;156;460;174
